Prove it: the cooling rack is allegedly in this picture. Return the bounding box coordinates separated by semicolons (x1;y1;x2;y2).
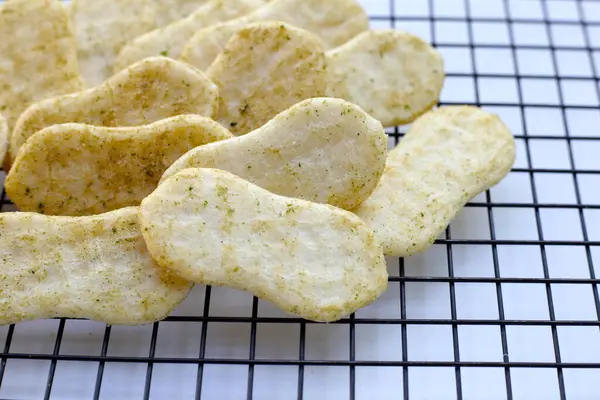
0;0;600;398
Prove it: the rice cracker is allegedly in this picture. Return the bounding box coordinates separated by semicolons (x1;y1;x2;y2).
141;168;387;322
6;115;232;216
10;57;219;158
0;0;83;162
353;106;515;257
0;207;191;325
70;0;159;85
162;98;387;211
206;21;327;135
326;30;445;127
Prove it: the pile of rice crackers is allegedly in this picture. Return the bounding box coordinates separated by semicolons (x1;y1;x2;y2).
0;0;515;325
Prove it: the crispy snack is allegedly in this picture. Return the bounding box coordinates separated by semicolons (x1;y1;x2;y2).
6;115;232;216
353;106;516;257
326;30;445;127
206;22;327;135
114;0;269;72
140;168;387;322
181;0;369;70
0;0;83;149
0;207;192;325
10;57;219;159
71;0;159;86
162;98;387;210
154;0;212;27
0;115;7;167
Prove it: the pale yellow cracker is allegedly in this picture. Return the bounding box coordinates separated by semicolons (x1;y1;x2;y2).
114;0;270;72
0;207;192;325
181;0;369;70
141;168;387;322
353;106;516;257
6;115;232;216
10;57;219;159
0;0;83;147
0;114;7;167
206;21;327;135
162;98;387;210
326;30;445;127
71;0;158;86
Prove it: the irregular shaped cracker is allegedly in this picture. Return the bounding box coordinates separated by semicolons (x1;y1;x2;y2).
6;115;232;216
326;30;445;127
71;0;159;86
10;57;219;159
0;207;192;325
353;106;516;257
114;0;270;72
181;0;369;70
0;114;7;167
0;0;83;140
207;22;327;135
141;168;388;322
162;98;387;210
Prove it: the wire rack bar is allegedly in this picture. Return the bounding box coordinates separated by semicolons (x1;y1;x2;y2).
0;353;597;369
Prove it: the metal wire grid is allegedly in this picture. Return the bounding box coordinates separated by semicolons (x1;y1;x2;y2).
0;0;598;398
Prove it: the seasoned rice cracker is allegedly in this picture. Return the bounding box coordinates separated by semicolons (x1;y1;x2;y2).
162;98;387;211
70;0;159;86
0;207;192;325
0;0;83;151
0;115;7;167
181;0;369;70
326;30;445;127
141;168;388;322
353;106;516;257
6;115;232;216
207;22;327;135
114;0;269;73
10;57;219;159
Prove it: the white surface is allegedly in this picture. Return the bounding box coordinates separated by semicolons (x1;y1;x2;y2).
1;0;600;399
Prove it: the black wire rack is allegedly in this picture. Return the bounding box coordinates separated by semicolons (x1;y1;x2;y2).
1;0;600;398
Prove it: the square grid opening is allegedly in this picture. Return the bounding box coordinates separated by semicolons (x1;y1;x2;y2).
0;0;599;399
